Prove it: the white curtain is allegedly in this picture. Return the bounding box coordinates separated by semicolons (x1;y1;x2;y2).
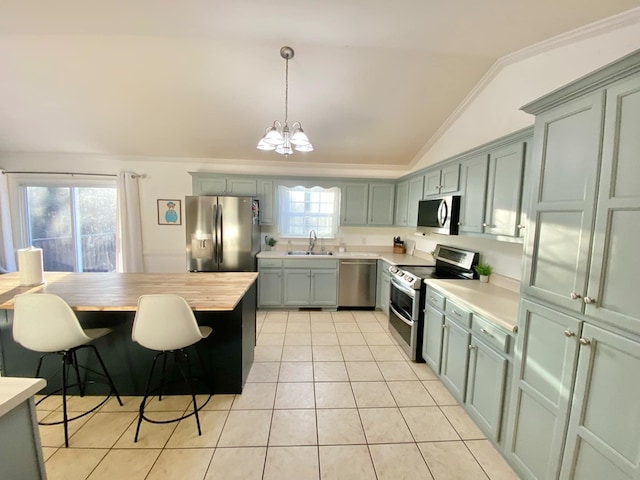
0;171;16;272
116;171;144;272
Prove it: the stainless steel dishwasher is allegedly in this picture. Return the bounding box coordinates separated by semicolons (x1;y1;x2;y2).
338;259;377;308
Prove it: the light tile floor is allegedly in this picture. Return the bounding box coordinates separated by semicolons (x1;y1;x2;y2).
38;310;520;479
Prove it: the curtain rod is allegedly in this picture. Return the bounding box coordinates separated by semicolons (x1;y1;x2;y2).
1;171;147;178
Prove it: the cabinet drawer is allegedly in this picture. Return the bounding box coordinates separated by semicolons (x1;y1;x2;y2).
426;288;446;310
445;299;472;327
472;315;509;353
283;259;338;269
258;259;283;268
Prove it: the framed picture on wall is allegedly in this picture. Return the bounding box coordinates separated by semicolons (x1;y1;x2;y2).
157;199;182;225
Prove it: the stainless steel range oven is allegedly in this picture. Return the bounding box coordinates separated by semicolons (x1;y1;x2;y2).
388;244;479;361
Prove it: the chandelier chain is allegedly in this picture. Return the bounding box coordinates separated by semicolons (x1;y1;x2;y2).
284;55;289;125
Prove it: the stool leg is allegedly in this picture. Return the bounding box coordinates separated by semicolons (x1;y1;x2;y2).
88;345;123;406
135;352;163;443
71;349;85;397
158;353;168;402
61;352;70;448
177;349;202;436
35;355;46;378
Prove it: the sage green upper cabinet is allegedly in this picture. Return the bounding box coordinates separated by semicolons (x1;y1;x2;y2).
458;154;489;234
484;142;525;237
193;176;258;196
394;176;423;227
394;180;409;226
584;75;640;334
559;324;640;480
505;300;582;480
368;183;395;225
341;182;395;226
423;163;460;197
257;179;274;225
407;176;424;227
522;91;604;314
341;183;369;225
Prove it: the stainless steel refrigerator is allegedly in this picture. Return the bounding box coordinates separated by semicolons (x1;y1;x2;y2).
185;196;260;272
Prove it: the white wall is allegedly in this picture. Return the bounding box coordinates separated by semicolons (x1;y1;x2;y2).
412;16;640;170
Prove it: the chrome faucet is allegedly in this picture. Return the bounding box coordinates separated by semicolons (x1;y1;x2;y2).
308;230;317;252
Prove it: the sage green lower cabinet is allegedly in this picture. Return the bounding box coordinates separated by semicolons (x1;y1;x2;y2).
257;259;283;307
559;324;640;480
422;303;445;373
466;335;508;441
505;299;582;480
282;259;338;307
440;316;471;403
377;260;391;316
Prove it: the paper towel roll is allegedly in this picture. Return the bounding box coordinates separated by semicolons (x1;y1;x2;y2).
18;248;45;286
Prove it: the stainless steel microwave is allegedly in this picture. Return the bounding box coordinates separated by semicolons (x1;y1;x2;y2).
417;196;461;235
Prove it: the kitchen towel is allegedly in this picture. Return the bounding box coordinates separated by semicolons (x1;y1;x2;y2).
17;247;45;286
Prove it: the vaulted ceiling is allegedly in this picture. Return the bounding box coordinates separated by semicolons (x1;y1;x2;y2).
0;1;638;168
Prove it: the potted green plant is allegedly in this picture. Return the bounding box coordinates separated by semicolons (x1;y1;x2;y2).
266;237;277;251
475;263;493;283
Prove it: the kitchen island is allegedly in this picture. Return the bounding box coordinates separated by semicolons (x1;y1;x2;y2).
0;272;258;395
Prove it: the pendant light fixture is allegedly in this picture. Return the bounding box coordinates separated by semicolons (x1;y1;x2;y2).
257;46;313;155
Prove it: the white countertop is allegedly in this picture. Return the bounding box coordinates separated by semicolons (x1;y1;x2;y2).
424;278;519;332
258;250;435;267
0;377;47;417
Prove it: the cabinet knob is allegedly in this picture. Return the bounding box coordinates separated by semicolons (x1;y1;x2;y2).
517;224;525;229
457;222;461;226
579;337;591;346
563;329;576;337
583;296;596;305
482;223;487;227
468;345;476;351
570;292;582;300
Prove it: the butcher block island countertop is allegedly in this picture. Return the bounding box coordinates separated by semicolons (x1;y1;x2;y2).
0;271;259;312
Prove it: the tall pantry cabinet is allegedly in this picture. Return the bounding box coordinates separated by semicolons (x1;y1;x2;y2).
506;49;640;480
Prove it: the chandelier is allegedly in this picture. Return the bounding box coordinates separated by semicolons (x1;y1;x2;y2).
257;46;313;155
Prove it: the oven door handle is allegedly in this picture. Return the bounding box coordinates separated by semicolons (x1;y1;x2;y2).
390;305;414;327
390;278;416;298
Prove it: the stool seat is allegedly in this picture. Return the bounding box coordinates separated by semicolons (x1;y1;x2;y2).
12;293;123;447
132;294;213;442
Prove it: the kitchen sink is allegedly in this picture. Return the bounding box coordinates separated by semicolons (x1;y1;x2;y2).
287;251;334;256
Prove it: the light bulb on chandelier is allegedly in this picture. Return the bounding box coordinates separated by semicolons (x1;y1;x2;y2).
257;46;313;156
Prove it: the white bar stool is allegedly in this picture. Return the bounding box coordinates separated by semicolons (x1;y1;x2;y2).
12;293;123;447
132;294;213;442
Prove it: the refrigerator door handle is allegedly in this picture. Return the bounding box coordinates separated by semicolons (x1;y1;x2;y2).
219;206;224;264
213;204;219;263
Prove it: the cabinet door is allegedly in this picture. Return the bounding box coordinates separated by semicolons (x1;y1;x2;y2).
560;324;640;480
422;304;445;373
257;180;274;225
394;180;409;226
341;183;369;225
195;178;227;195
505;299;582;480
458;154;488;234
258;268;282;307
440;317;470;402
368;183;395;225
380;272;390;316
484;142;525;237
283;270;311;306
586;76;640;334
440;163;460;194
227;178;257;196
522;92;604;312
406;176;424;227
466;337;508;441
423;170;442;197
310;269;338;306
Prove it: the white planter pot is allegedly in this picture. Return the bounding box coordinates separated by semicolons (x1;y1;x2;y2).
479;275;489;283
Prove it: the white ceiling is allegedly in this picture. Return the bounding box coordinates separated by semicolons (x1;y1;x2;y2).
0;0;638;168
